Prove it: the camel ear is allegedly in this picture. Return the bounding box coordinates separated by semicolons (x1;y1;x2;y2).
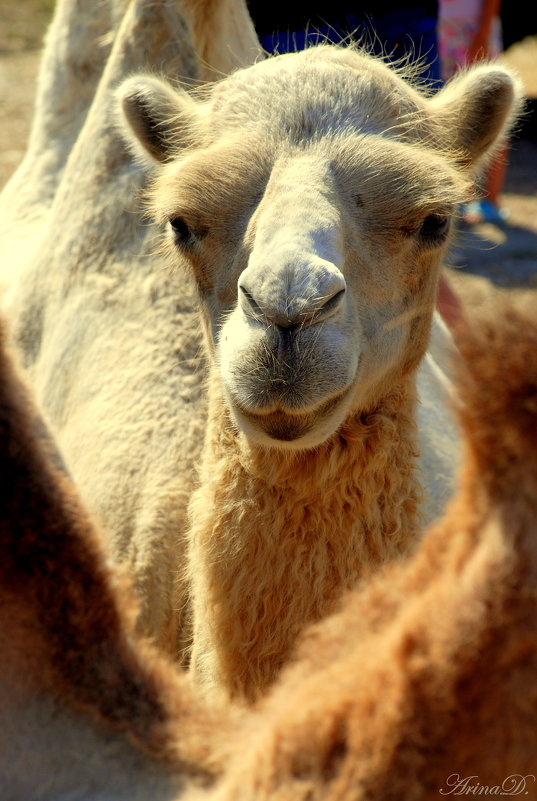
117;75;200;164
429;65;522;168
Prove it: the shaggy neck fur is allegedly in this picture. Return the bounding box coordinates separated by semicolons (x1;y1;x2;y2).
188;370;421;701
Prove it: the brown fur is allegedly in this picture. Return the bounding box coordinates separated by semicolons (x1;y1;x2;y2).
214;305;537;799
0;322;227;788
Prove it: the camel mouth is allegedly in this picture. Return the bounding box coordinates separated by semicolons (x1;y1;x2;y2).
251;410;315;442
232;389;352;447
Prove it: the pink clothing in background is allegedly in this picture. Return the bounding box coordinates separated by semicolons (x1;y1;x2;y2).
438;0;502;80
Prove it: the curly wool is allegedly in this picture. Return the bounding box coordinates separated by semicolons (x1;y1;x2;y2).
187;373;421;701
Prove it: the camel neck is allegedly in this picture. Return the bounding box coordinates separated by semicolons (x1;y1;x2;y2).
188;373;421;700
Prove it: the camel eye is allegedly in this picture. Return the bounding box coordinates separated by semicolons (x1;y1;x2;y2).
169;216;195;248
418;213;450;245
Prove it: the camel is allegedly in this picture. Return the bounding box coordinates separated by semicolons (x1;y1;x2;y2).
0;0;261;661
2;302;537;799
0;0;506;667
117;46;520;698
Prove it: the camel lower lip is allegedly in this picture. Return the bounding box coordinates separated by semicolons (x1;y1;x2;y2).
234;391;349;442
261;416;312;441
236;407;315;441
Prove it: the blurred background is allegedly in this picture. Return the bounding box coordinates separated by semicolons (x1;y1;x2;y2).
0;0;535;308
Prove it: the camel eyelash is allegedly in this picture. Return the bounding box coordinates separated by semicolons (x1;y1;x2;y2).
399;212;451;245
168;216;209;248
169;216;196;247
418;213;451;245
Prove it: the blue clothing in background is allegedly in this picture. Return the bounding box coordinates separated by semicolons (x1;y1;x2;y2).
247;4;442;86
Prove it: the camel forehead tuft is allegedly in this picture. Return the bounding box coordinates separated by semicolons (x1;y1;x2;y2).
205;46;429;142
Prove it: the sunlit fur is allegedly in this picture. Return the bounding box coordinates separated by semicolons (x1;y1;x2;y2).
188;366;420;701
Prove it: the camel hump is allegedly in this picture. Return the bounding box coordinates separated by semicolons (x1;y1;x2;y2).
455;306;537;497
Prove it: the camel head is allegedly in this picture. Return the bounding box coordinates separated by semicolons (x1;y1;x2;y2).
118;47;519;449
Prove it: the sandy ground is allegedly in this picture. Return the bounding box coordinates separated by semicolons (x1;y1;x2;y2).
1;4;536;313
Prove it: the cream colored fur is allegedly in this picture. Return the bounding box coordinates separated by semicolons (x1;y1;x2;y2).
0;0;259;660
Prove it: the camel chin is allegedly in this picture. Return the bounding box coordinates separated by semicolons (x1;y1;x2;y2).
226;387;355;450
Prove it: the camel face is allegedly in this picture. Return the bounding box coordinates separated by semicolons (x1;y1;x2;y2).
211;139;459;449
120;46;516;449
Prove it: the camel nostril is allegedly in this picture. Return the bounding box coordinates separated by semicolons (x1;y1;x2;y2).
317;287;346;318
238;270;346;328
239;284;264;318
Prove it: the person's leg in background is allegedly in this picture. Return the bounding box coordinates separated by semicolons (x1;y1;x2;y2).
439;0;508;224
